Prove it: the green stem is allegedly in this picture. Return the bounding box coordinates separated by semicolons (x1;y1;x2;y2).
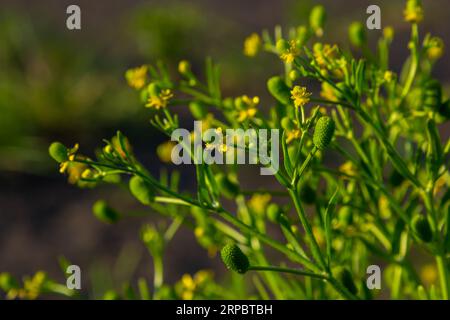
288;188;327;270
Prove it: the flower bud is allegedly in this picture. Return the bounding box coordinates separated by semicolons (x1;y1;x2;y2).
93;200;120;224
348;22;366;47
267;76;291;105
404;0;423;23
313;116;335;150
178;60;191;75
426;37;444;60
49;142;68;163
412;215;432;242
189;101;208;119
266;203;282;223
220;244;249;274
215;173;240;199
309;5;326;36
332;266;358;295
129;176;155;205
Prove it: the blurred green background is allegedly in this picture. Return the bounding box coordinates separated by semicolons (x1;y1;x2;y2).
0;0;449;298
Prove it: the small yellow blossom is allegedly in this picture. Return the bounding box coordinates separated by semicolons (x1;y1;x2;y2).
146;89;173;110
320;82;336;101
248;193;271;215
59;143;79;173
420;264;438;286
314;44;339;67
178;60;191;74
237;108;257;122
280;40;300;64
157;141;176;163
181;274;196;291
291;86;312;108
426;37;444;60
404;1;423;23
384;70;394;83
286;129;302;144
339;161;356;176
125;65;148;90
243;33;261;57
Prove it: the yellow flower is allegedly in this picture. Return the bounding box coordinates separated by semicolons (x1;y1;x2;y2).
248;193;271;215
339;161;356;176
420;264;438;286
181;274;196;291
291;86;312;108
320;82;336;101
286;129;302;144
404;1;423;23
314;43;339;67
280;40;300;64
145;89;173;110
125;65;148;90
237;108;257;122
243;33;261;57
426;37;444;60
157;141;176;163
383;70;394;83
178;60;191;74
59;143;79;173
194;270;213;285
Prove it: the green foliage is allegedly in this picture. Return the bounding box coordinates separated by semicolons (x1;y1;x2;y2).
5;1;448;301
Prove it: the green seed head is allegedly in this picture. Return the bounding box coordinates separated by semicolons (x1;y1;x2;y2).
313;116;335;150
49;142;68;163
412;215;432;242
220;244;249;274
348;22;366;47
129;176;155;205
267;76;291;105
332;266;358;295
93;200;120;224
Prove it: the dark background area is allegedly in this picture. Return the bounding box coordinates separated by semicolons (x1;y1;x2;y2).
0;0;449;298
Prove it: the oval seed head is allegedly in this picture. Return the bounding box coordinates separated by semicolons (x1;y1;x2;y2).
49;142;68;163
220;244;249;274
332;266;358;295
412;215;433;243
93;200;120;224
309;5;326;36
267;76;291;105
348;22;366;47
129;176;155;205
189;101;208;119
313;116;335;150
